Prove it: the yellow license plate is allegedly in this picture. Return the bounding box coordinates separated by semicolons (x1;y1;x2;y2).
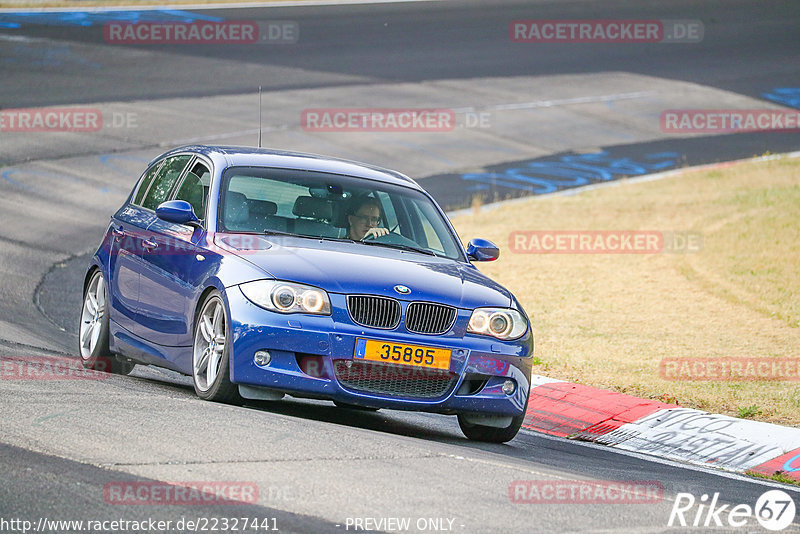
355;338;451;370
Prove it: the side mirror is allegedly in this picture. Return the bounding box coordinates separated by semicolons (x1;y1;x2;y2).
467;238;500;262
156;200;201;226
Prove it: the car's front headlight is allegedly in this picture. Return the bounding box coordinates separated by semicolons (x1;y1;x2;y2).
467;307;528;340
239;280;331;315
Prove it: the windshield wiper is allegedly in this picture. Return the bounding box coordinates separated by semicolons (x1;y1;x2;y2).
262;229;297;237
360;241;438;257
318;236;356;243
263;230;354;243
261;230;433;254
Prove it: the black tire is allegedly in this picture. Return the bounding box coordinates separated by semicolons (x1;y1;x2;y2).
458;394;529;443
79;270;135;375
192;291;242;404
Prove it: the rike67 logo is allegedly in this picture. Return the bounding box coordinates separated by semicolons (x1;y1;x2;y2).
669;489;797;531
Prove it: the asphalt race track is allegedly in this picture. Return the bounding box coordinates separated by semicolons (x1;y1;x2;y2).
1;0;798;107
1;0;799;532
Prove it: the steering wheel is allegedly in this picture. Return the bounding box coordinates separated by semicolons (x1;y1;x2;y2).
365;228;419;247
361;223;399;241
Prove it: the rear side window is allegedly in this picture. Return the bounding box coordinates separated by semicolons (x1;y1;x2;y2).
141;155;192;211
132;162;162;206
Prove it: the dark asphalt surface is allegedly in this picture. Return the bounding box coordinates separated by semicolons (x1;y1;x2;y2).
0;443;352;534
2;415;799;531
0;0;797;107
423;131;800;210
2;0;800;532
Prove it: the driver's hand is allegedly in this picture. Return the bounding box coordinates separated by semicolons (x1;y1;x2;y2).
362;227;389;240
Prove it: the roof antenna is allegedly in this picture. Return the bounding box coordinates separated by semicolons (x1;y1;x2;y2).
258;85;263;148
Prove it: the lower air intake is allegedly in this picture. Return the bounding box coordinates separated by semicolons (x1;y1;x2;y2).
333;360;457;399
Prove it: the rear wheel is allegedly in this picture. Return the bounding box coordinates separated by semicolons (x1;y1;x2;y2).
79;270;134;375
192;292;241;404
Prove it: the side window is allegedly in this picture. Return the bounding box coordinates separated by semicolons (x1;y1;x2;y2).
141;155;192;211
375;191;398;229
404;198;459;257
410;202;444;251
174;161;211;220
132;161;162;206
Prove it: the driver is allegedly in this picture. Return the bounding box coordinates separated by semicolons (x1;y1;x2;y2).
346;196;390;241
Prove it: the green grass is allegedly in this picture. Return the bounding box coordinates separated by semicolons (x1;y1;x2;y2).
452;155;800;426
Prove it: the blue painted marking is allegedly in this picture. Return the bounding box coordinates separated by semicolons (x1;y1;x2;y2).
462;172;551;194
0;9;223;28
99;154;150;178
1;168;80;193
783;453;800;472
1;169;34;191
461;150;680;196
507;167;578;191
762;88;800;109
524;163;595;184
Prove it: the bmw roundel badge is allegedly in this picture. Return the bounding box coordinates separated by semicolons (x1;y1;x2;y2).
394;285;411;295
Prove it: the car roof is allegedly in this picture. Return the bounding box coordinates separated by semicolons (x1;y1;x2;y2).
156;145;423;190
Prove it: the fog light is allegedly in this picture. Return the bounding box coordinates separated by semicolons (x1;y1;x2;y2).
254;350;272;367
502;379;516;395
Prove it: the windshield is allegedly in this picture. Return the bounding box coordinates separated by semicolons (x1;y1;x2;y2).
218;166;465;261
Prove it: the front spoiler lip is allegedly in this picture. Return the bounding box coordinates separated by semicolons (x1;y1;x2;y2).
235;354;530;416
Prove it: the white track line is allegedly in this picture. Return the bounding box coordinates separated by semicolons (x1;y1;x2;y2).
451;91;655;113
525;430;800;495
0;0;439;14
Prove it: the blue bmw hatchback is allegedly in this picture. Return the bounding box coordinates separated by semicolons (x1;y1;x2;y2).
80;146;534;442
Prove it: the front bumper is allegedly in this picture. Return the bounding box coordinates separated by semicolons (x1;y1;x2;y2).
226;288;533;416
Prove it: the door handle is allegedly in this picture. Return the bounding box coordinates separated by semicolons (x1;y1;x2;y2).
142;239;158;250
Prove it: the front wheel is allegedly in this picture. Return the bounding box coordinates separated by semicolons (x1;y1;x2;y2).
192;292;241;404
79;270;134;375
458;395;528;443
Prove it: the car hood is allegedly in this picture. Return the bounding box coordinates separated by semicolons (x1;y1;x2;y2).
218;235;512;309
